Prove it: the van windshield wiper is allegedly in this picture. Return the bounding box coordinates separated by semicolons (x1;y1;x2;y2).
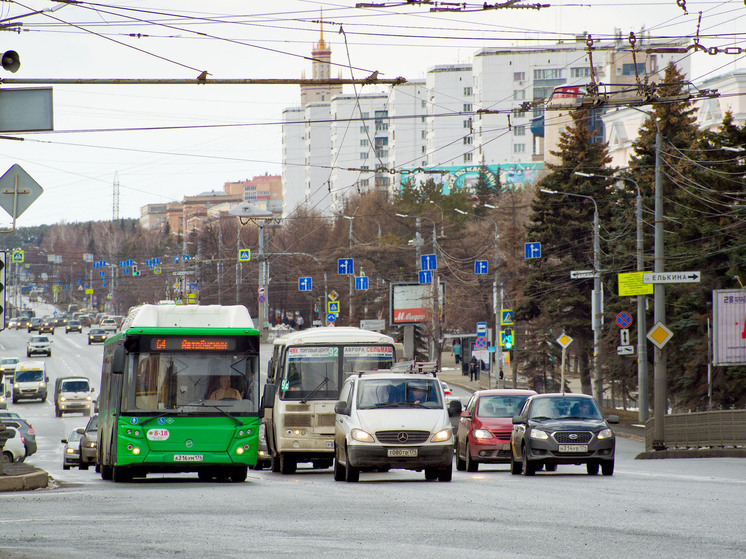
301;377;330;404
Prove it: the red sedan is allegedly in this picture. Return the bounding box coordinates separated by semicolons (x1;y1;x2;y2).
456;389;537;472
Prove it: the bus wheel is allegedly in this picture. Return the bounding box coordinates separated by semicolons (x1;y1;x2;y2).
312;459;332;470
279;453;296;475
271;456;281;473
112;466;132;483
101;464;113;480
230;466;247;483
198;470;213;481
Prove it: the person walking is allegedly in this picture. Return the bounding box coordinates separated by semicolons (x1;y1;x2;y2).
452;340;462;364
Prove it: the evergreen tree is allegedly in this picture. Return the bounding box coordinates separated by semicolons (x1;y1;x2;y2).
519;107;615;395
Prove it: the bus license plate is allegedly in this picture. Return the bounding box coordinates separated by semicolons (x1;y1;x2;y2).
558;444;587;453
387;448;417;458
325;440;334;449
174;454;203;462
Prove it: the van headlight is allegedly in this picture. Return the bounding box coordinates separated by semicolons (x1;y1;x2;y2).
351;428;375;443
431;428;452;443
60;396;67;401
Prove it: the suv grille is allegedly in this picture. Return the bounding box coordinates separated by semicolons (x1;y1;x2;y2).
553;431;593;444
376;430;430;445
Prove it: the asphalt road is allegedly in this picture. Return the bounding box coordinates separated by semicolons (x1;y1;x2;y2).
2;323;745;558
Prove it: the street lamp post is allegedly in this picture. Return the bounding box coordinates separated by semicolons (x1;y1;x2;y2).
455;208;502;388
541;188;602;403
576;172;649;421
342;215;382;324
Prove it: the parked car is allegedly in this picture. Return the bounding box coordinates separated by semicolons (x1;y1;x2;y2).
26;335;53;357
79;413;98;470
456;389;537;472
39;320;55;334
0;377;8;409
54;377;94;417
61;428;84;470
510;393;619;476
65;320;83;333
333;371;458;482
87;328;107;345
0;357;20;380
1;426;26;464
13;362;49;403
27;317;43;333
100;318;118;332
2;418;37;457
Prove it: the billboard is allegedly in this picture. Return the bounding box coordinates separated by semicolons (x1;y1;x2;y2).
713;289;746;365
400;163;543;194
390;282;445;325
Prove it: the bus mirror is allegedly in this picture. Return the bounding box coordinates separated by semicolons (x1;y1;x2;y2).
266;358;274;381
112;347;125;374
261;384;276;409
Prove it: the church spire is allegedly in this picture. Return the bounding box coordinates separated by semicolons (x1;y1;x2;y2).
317;8;326;51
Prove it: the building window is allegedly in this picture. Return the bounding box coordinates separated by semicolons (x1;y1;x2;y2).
514;125;526;136
362;112;369;119
464;153;473;162
463;136;472;145
375;137;388;148
360;179;369;187
360;152;369;159
421;116;426;123
534;69;563;80
463;118;472;129
464;86;472;96
513;144;526;154
375;176;390;187
513;90;526;100
514;71;526;81
515;110;526;118
421;130;427;139
376;149;388;158
360;125;367;133
622;62;646;76
463;103;472;112
421;100;427;108
421;146;426;153
360;139;368;146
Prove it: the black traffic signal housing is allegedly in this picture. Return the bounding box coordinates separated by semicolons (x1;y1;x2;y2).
132;264;140;277
503;328;514;350
0;252;5;331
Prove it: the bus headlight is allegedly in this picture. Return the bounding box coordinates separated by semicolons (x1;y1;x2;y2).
236;447;244;455
351;428;375;443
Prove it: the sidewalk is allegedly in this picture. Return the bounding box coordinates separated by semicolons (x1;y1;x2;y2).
0;461;49;492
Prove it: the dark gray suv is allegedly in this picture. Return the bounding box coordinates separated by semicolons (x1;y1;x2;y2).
510;393;618;476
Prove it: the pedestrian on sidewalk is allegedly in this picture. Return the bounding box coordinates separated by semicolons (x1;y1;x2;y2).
469;356;478;382
452;340;462;364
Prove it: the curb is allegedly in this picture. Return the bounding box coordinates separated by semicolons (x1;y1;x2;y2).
0;469;49;492
635;448;746;459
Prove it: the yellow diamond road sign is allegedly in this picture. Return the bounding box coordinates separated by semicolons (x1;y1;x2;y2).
556;333;573;348
647;322;674;349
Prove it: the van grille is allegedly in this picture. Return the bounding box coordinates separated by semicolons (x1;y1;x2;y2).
376;430;430;445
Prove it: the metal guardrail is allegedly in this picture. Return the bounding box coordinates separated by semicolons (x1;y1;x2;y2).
644;410;746;451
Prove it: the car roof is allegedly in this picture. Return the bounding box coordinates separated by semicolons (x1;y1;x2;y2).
474;389;538;397
528;393;595;400
354;372;440;382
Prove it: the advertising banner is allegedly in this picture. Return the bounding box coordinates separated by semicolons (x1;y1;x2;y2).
713;289;746;365
390;282;445;325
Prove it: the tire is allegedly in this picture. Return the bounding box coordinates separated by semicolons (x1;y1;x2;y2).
88;341;91;345
586;461;599;475
63;463;70;470
230;466;248;483
438;466;453;482
279;453;296;475
424;467;439;481
312;459;331;470
521;445;536;476
55;406;61;418
101;464;113;480
601;460;615;476
455;451;466;471
344;445;359;482
465;439;479;473
544;463;557;472
79;464;89;470
510;453;522;475
95;463;101;473
198;470;213;481
271;455;281;473
2;451;12;464
112;466;132;482
333;446;346;482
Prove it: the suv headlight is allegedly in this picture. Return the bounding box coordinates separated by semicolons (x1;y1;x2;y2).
431;428;452;443
597;428;614;440
530;428;549;440
351;428;375;443
473;429;494;440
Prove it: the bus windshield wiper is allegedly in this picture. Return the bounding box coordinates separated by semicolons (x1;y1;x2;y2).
190;401;243;425
301;376;330;404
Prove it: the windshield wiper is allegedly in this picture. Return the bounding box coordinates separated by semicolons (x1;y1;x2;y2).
189;401;243;425
531;416;552;421
301;376;330;404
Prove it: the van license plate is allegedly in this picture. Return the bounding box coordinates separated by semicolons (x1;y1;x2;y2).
558;444;587;453
174;454;203;462
387;448;417;457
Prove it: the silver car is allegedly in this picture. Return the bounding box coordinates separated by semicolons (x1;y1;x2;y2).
26;336;52;357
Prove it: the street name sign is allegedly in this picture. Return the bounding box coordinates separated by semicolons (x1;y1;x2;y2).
617;345;635;355
642;271;700;284
571;270;594;279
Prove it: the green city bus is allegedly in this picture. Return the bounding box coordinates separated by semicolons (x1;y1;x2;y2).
97;304;261;483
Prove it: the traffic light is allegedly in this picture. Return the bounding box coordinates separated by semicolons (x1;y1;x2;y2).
504;329;513;350
0;252;6;331
132;264;140;277
1;50;20;73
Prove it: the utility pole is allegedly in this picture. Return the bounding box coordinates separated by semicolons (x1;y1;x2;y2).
652;126;667;449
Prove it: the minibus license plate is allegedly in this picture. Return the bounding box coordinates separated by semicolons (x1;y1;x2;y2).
174;454;203;462
558;444;587;453
387;448;417;457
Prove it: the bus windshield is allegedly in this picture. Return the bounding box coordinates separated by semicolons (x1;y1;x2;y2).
124;352;259;413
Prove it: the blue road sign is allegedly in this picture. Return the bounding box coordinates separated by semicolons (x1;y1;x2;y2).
123;268;130;275
616;312;633;329
93;262;99;269
475;336;487;349
355;276;369;291
421;254;437;271
418;270;432;284
173;256;180;262
327;313;337;323
338;258;354;275
182;254;190;261
299;277;313;291
258;295;266;304
238;249;251;261
524;242;541;259
153;258;159;265
476;322;487;334
474;260;489;274
501;309;514;325
328;301;340;314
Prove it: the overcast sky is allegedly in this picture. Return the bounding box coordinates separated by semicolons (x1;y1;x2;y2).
0;0;743;227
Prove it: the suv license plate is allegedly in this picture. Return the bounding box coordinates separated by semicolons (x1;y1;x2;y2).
558;444;588;453
174;454;203;462
387;448;417;458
